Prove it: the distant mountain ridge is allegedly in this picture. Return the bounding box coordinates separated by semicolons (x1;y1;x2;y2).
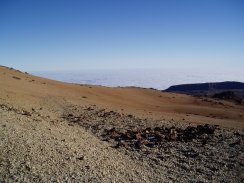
165;81;244;104
165;81;244;92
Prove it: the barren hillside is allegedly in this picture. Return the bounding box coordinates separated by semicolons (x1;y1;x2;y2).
1;66;243;128
0;66;243;182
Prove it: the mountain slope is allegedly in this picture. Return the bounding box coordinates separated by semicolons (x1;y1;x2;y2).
0;66;243;182
0;66;244;128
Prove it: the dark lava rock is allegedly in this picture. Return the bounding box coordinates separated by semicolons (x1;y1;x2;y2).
104;124;216;150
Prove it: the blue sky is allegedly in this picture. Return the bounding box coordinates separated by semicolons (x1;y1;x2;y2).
0;0;243;71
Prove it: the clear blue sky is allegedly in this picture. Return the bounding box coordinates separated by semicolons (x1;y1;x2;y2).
0;0;243;71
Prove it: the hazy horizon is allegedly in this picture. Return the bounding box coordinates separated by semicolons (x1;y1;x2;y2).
33;67;244;90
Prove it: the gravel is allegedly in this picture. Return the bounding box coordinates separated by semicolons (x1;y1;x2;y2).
0;103;243;182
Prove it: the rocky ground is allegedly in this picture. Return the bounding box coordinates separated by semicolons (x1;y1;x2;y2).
0;102;243;182
0;103;161;182
63;105;244;182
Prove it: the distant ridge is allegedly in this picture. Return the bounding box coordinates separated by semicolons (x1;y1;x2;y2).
165;81;244;92
165;81;244;104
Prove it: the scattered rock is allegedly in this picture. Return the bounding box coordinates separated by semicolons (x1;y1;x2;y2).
101;124;216;150
12;76;21;80
77;156;85;160
50;105;243;182
21;110;31;116
229;139;241;147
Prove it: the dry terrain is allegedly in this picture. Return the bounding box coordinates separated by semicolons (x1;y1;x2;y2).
0;66;243;182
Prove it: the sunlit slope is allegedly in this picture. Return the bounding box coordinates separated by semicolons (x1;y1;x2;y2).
0;66;243;128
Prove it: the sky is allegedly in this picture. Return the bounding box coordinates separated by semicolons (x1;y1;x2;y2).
0;0;244;71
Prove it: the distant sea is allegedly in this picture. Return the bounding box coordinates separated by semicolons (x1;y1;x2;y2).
33;68;244;90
